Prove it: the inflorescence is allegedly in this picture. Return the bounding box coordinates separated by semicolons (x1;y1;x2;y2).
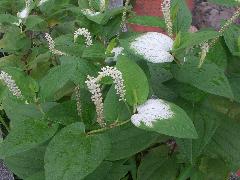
45;33;67;56
85;66;126;127
0;71;23;99
74;28;93;47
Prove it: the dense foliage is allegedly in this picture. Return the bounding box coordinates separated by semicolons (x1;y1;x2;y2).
0;0;240;179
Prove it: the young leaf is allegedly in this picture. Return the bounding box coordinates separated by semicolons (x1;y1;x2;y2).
0;119;58;158
131;99;198;139
171;58;234;99
116;56;149;106
44;122;111;180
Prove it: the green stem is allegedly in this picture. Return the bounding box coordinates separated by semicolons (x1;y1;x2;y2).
0;117;10;132
87;119;131;135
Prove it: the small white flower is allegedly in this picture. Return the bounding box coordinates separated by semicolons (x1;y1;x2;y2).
111;47;124;60
130;32;174;63
161;0;173;37
45;33;67;56
81;9;101;16
0;71;23;98
86;66;126;127
131;99;174;127
74;28;93;47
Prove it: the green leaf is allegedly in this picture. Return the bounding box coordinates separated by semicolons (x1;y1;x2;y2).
39;56;96;101
82;6;125;25
4;145;46;179
206;118;240;169
171;58;234;99
85;160;130;180
197;157;230;180
105;123;159;161
116;56;149;106
82;43;106;60
224;24;240;54
137;146;178;180
0;119;58;158
0;14;18;24
171;0;192;33
131;99;198;139
166;80;207;102
2;97;56;127
44;122;110;180
173;30;219;52
46;100;79;125
205;40;228;69
0;27;31;53
229;74;240;103
176;106;221;164
104;86;131;123
25;15;48;31
1;67;39;101
128;15;165;28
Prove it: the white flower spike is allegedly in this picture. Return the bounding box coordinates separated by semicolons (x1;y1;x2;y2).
74;28;93;47
131;99;174;127
161;0;173;37
130;32;174;63
0;71;23;99
45;33;67;56
86;66;126;127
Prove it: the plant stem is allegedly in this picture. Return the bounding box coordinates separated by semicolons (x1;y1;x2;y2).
87;119;131;135
0;116;10;132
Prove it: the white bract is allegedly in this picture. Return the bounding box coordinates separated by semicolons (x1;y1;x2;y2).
131;99;174;127
130;32;174;63
17;8;30;19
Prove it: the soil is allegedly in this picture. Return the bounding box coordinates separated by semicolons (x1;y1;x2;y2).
192;0;240;30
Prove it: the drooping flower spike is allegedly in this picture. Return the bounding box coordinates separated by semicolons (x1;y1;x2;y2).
86;66;126;127
74;28;93;47
45;33;67;56
0;71;23;99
